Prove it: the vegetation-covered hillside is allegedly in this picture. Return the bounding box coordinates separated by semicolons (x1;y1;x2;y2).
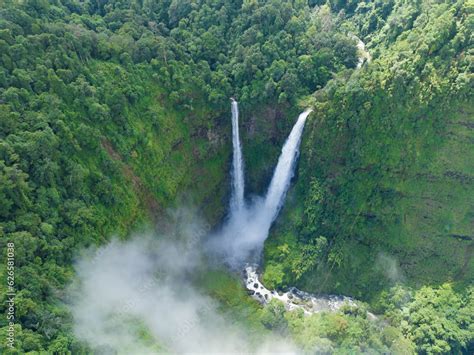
0;0;359;352
263;1;473;352
265;0;473;294
0;0;472;354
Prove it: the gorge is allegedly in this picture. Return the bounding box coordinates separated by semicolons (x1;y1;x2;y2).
0;1;472;354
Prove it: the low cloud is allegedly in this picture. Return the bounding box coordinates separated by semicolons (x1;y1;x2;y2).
68;210;298;354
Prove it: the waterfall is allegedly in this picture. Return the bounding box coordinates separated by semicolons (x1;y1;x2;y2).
230;99;245;211
263;109;312;224
349;33;371;69
211;108;311;267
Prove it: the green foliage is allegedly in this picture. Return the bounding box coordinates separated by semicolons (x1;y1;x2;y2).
0;0;472;353
303;177;325;234
264;232;328;289
274;300;415;354
261;4;472;353
0;1;247;351
262;262;287;289
267;0;473;301
258;298;288;334
375;284;474;354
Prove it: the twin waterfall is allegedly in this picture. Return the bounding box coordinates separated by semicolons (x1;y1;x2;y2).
229;101;311;225
222;101;311;266
225;101;357;314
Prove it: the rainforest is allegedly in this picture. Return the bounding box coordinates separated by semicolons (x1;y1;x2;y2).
0;0;473;354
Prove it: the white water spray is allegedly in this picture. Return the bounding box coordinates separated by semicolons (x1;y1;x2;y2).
230;99;245;211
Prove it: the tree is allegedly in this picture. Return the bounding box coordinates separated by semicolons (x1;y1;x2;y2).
259;299;288;334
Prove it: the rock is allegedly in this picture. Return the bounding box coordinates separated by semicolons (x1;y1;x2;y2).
253;283;258;288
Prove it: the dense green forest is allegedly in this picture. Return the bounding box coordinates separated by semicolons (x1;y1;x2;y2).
0;0;472;354
265;0;473;294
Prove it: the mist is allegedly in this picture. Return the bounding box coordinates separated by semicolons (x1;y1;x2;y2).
375;252;406;284
206;197;275;267
68;215;298;354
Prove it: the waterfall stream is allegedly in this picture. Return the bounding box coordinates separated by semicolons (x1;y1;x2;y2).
263;109;312;223
244;265;356;314
230;99;245;212
350;34;371;69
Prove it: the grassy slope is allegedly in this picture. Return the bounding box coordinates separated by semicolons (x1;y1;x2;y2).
386;104;473;284
195;269;267;334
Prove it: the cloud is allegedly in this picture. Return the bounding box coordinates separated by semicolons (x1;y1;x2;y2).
68;212;298;354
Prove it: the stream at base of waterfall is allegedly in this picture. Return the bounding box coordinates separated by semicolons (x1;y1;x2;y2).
243;264;358;314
